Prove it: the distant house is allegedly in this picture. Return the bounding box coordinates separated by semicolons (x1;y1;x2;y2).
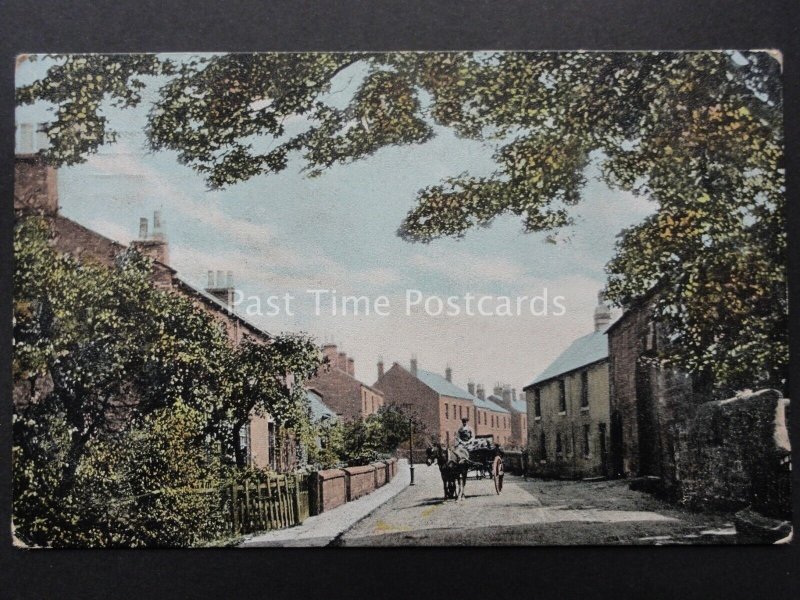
306;389;337;424
470;384;512;446
523;292;613;479
306;344;385;422
488;385;528;448
374;359;512;446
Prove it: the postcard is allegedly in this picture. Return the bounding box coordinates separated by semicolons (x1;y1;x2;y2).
12;51;790;547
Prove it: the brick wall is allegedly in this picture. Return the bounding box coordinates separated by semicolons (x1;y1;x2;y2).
375;364;441;442
308;367;384;422
311;458;399;515
345;464;376;500
14;155;58;216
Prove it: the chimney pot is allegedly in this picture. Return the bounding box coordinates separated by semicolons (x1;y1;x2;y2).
445;367;452;382
410;357;418;377
139;217;148;240
347;357;355;377
337;352;347;372
476;384;485;400
226;271;234;287
377;360;385;379
207;270;215;288
467;382;476;396
594;289;612;332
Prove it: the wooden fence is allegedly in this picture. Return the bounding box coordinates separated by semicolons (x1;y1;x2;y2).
228;473;310;535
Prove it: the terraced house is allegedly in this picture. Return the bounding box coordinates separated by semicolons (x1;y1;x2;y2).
375;359;511;446
523;293;613;479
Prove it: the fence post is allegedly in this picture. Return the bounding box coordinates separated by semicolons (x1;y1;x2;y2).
231;484;239;534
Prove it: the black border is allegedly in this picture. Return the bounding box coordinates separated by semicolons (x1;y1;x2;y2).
1;1;798;598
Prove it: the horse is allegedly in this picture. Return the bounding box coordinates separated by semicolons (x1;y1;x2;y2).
426;443;470;500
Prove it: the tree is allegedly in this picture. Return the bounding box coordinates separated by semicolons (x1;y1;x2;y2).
17;51;786;391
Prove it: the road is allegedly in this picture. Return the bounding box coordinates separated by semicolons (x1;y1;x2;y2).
335;461;739;546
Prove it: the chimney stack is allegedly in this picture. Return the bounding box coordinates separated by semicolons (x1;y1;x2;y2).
207;270;215;287
226;271;234;287
322;343;338;367
347;357;355;377
476;384;485;400
512;388;517;402
594;290;612;332
152;210;165;241
131;213;169;264
337;352;348;372
467;382;476;396
410;356;418;377
445;366;452;382
377;359;385;379
502;385;512;405
493;384;503;398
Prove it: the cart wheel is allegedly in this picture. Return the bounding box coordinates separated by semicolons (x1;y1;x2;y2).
493;461;504;494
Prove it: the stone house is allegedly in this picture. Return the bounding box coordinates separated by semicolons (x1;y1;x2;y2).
306;344;385;422
605;289;700;492
522;293;612;479
13;154;298;472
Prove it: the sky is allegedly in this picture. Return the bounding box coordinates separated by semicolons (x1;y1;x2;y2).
15;54;655;393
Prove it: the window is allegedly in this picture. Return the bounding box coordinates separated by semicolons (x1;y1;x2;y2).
238;424;250;465
583;424;591;457
445;403;449;419
580;371;589;408
459;405;463;419
558;379;567;413
534;388;542;418
446;431;450;446
556;433;563;455
539;432;547;459
466;407;470;421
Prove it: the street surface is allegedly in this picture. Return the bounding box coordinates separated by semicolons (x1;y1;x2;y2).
335;461;739;546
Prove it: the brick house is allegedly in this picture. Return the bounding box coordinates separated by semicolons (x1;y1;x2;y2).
468;384;513;445
488;385;528;448
306;344;385;422
523;293;613;479
14;154;298;472
374;359;511;446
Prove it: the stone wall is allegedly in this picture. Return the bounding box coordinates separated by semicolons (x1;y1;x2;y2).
675;389;791;518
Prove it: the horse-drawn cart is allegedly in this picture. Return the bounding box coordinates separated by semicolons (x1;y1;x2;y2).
426;436;505;499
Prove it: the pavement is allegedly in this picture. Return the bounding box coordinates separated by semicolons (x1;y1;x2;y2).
336;460;741;546
238;459;412;547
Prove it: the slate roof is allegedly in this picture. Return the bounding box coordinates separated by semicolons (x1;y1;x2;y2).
479;395;511;414
306;389;336;422
416;369;476;401
509;398;528;413
526;328;609;388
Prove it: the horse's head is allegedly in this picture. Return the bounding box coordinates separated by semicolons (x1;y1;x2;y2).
426;443;445;466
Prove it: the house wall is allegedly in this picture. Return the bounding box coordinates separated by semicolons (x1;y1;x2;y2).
374;364;441;444
308;367;384;422
526;361;611;479
607;301;696;491
440;395;476;446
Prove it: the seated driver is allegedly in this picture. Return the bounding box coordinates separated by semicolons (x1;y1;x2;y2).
455;417;474;448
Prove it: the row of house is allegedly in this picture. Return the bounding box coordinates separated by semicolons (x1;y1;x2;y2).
13;154;309;472
522;290;698;487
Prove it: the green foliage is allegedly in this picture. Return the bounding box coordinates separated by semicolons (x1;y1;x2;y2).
12;216;323;546
18;51;786;391
340;405;427;466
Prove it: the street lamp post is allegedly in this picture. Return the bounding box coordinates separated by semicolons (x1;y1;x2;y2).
409;417;415;486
